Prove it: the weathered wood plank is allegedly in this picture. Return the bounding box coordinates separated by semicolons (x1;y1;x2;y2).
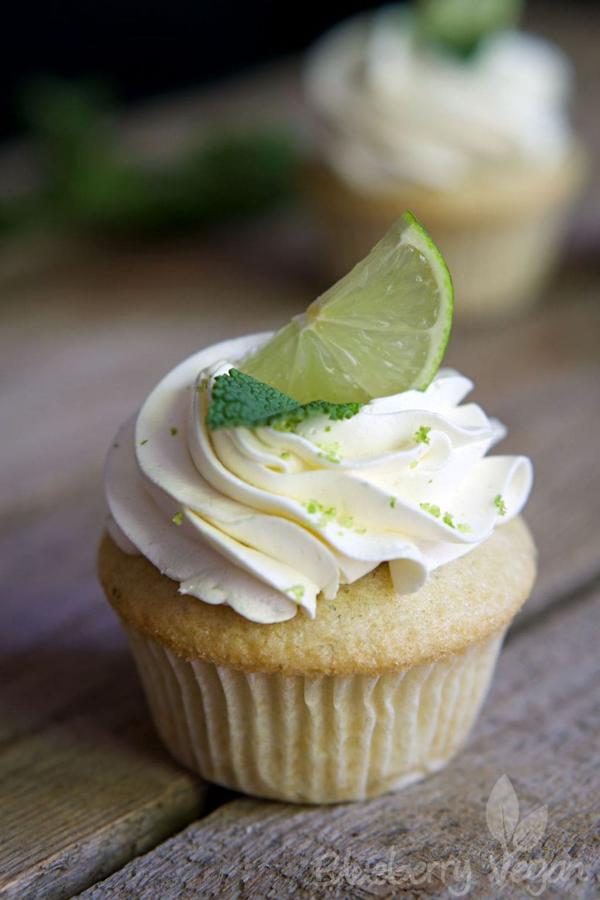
0;492;207;900
0;243;598;899
0;683;205;900
80;586;600;900
1;9;599;893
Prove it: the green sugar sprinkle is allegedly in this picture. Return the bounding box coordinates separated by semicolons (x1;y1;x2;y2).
443;511;455;528
206;368;362;431
494;494;507;515
172;511;184;526
286;584;305;602
420;502;441;518
414;425;431;445
280;451;290;460
170;426;178;436
389;497;397;509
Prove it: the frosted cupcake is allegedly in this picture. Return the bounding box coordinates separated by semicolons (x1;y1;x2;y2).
99;214;536;802
303;1;586;320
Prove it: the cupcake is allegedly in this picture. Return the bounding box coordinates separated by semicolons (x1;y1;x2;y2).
302;2;586;320
99;214;535;803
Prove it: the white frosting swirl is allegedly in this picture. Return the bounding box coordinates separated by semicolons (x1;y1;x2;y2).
305;7;574;190
105;333;533;623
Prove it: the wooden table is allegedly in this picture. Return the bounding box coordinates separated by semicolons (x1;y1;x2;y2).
1;9;600;899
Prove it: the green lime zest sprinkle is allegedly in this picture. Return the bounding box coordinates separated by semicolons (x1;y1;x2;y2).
172;511;184;526
304;500;365;531
280;451;290;460
140;439;148;446
286;584;305;602
414;425;431;445
170;426;178;436
206;369;362;431
421;502;471;532
304;499;338;528
324;425;332;432
389;497;397;509
316;441;342;464
494;494;507;516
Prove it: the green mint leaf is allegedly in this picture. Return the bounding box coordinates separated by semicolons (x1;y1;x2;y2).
206;368;362;431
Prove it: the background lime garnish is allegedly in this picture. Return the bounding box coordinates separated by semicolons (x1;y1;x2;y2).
416;0;524;59
241;211;454;404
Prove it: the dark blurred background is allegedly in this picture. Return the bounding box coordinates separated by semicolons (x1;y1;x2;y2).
2;0;595;140
2;2;384;139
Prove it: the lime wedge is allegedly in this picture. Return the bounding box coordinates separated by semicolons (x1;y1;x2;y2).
241;211;453;404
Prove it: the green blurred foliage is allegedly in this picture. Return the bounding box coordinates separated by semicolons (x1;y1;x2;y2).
1;79;298;238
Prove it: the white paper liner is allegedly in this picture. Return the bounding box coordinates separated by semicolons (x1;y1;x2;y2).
125;625;504;803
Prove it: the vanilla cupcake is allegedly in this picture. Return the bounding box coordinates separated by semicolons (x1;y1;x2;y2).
303;4;586;319
99;331;535;803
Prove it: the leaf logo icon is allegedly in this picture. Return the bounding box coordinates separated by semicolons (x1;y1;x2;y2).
486;775;548;855
486;775;519;849
512;807;548;853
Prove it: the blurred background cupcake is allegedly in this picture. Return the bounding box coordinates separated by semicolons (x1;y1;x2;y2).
303;0;587;320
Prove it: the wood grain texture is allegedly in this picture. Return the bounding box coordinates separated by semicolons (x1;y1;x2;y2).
0;229;599;900
0;490;207;900
80;587;600;900
0;5;599;894
0;686;205;900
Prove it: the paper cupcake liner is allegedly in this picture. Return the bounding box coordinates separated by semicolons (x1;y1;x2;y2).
125;625;504;804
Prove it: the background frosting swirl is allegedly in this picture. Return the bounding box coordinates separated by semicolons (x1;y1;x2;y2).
304;7;574;191
105;333;533;623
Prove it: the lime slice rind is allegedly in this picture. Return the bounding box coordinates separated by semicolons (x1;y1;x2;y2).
241;211;454;404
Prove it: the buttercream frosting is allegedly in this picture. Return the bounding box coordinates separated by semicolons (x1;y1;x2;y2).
105;333;533;623
304;7;574;190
